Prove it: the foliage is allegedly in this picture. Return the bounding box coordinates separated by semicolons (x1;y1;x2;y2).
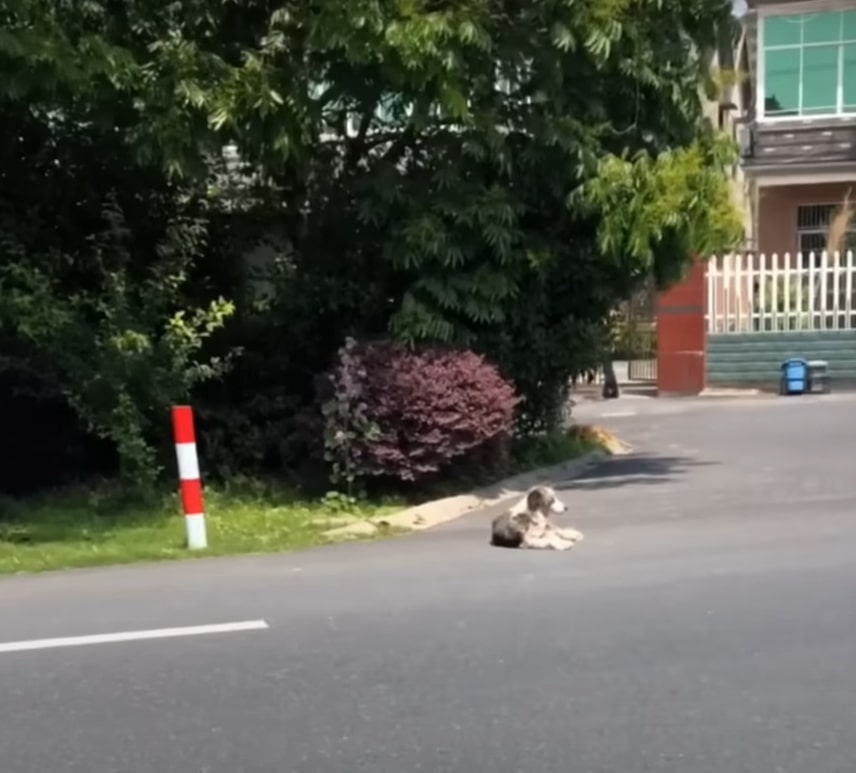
477;258;613;433
322;340;519;485
321;337;381;496
0;200;235;487
0;0;743;497
578;133;745;290
511;429;598;475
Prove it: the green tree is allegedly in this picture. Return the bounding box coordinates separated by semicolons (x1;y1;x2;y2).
0;2;235;486
0;0;745;489
578;132;745;291
183;0;741;428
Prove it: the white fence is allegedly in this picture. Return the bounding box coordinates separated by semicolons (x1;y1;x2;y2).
707;252;856;333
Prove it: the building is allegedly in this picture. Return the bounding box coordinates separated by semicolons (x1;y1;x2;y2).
703;16;757;251
651;2;856;395
738;0;856;256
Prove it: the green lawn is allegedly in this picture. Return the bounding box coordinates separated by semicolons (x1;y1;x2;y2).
0;481;403;575
0;426;609;576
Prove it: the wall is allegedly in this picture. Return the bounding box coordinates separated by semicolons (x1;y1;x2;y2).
707;330;856;385
701;39;757;251
758;182;854;255
657;257;856;391
656;262;706;395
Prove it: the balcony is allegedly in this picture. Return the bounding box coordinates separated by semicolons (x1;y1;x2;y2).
741;118;856;172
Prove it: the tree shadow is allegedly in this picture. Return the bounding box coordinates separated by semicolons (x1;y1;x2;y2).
556;453;717;491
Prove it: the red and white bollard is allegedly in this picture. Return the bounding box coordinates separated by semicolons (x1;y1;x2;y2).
171;405;208;550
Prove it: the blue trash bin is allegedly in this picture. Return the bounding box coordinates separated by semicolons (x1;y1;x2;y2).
780;357;808;395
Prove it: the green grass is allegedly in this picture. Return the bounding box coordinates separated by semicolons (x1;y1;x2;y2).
511;429;600;474
0;480;403;576
0;428;606;576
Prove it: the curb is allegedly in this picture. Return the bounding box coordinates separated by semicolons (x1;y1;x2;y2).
323;449;612;539
699;387;763;397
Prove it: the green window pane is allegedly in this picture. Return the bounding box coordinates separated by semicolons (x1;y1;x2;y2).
764;49;800;115
803;12;841;44
843;43;856;111
763;15;802;47
843;11;856;40
802;45;839;114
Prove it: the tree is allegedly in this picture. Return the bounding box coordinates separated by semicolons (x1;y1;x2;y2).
0;0;745;489
185;0;741;429
0;2;236;486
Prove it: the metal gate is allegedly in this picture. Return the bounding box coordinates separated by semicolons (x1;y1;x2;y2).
618;283;657;382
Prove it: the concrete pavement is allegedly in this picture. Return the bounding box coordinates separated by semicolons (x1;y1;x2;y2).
2;394;856;772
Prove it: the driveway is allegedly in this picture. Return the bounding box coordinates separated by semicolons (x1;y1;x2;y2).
1;394;855;772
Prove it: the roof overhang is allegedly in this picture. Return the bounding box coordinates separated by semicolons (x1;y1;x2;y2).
744;163;856;187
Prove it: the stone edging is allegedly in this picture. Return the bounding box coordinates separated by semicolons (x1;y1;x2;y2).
323;449;611;538
699;387;763;397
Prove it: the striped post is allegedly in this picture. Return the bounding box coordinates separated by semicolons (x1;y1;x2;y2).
171;406;208;550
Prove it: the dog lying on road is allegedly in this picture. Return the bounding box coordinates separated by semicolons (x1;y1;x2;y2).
489;485;584;551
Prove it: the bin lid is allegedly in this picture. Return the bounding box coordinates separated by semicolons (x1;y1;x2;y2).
781;357;808;368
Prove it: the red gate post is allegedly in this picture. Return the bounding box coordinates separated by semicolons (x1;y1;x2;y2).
656;261;707;395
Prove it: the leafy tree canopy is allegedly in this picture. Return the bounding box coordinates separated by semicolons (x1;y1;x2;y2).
0;0;745;484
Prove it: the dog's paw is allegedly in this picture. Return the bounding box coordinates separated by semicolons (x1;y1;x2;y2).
560;528;584;543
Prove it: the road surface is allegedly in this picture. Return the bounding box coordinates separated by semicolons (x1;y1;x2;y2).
2;393;856;773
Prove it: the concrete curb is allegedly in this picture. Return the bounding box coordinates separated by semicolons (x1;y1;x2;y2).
699;387;763;397
323;449;612;539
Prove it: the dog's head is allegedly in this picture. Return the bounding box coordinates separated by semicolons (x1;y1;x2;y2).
526;485;566;515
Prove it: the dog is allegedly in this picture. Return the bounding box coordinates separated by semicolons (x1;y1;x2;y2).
489;485;584;551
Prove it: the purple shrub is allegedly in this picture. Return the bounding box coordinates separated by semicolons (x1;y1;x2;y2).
322;339;519;485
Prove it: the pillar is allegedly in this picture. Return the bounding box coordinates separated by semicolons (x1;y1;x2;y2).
656;261;707;395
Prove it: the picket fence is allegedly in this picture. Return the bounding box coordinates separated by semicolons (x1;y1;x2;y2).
707;252;856;334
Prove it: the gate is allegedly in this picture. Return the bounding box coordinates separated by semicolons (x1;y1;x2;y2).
617;283;657;382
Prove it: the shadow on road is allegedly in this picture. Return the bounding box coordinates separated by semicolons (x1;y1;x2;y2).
557;454;716;492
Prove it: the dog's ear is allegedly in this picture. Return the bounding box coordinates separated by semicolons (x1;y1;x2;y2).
526;488;545;512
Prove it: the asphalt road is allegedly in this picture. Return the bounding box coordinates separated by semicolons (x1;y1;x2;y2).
2;393;856;773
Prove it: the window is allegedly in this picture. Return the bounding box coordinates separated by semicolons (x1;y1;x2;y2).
761;10;856;118
797;204;856;266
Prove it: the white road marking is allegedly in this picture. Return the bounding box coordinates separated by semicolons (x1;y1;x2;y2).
599;410;637;418
0;619;269;655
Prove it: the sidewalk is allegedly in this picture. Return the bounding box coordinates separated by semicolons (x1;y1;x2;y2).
571;360;657;403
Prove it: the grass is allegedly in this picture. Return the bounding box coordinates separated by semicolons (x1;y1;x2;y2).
511;426;602;474
0;425;614;576
0;479;403;576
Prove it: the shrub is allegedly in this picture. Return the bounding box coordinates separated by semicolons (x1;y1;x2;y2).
321;338;519;486
0;200;235;488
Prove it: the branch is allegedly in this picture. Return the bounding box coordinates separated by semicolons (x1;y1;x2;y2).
345;92;382;172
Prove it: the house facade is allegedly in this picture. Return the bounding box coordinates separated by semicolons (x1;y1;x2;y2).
739;0;856;256
652;1;856;395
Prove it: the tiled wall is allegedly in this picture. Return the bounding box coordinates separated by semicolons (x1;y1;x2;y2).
707;330;856;385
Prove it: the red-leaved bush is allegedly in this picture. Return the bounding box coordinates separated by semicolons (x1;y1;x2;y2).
321;338;519;485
